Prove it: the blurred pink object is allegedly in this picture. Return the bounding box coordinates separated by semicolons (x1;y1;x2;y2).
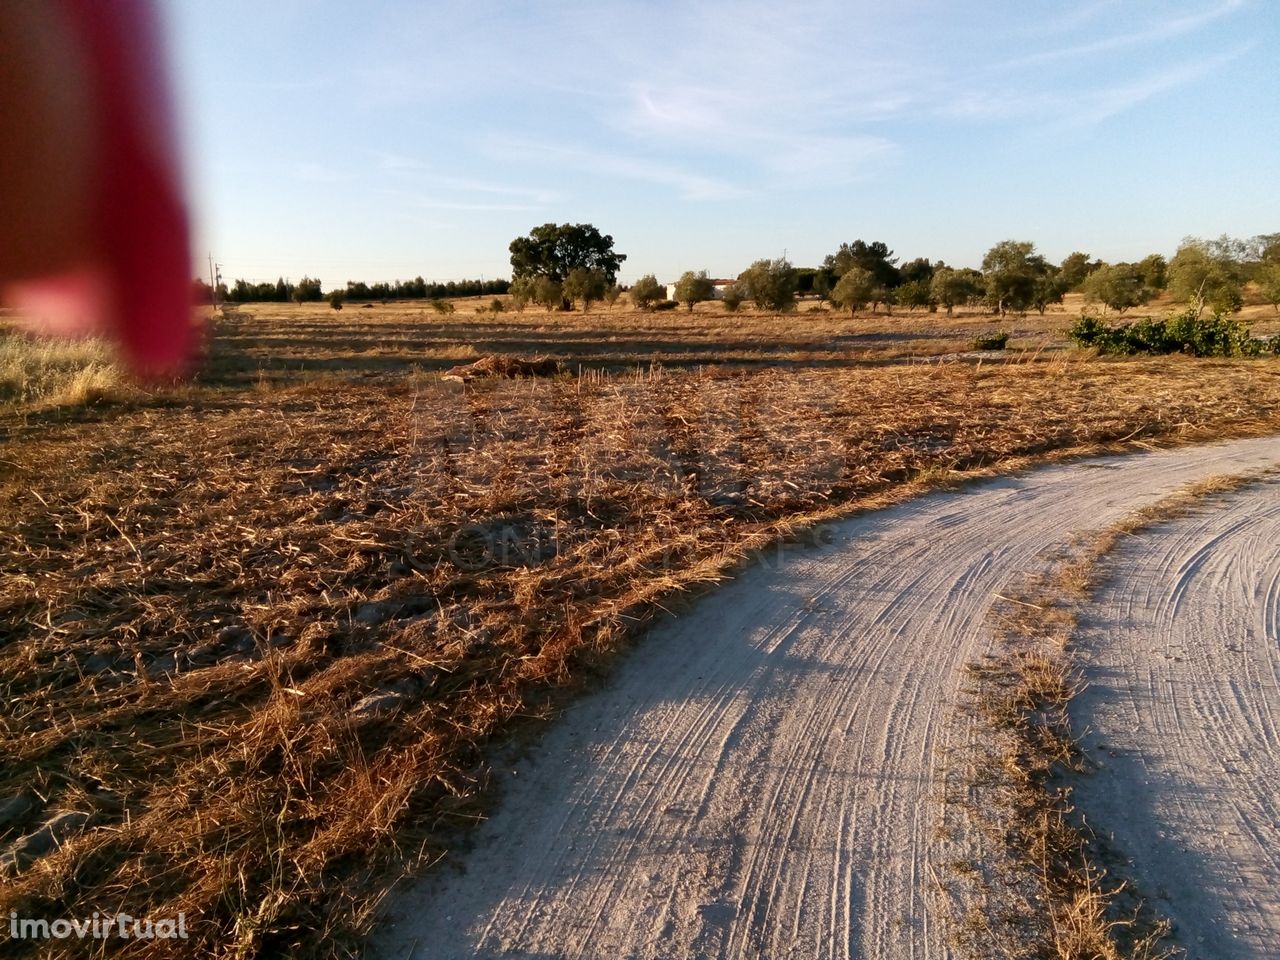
0;0;194;378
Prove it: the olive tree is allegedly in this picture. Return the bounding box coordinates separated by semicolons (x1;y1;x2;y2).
720;282;744;312
930;267;983;316
1257;261;1280;314
1168;239;1244;316
981;240;1038;315
1081;263;1154;314
1029;265;1067;315
830;266;876;317
673;270;714;312
738;257;798;313
629;274;663;310
564;266;607;312
533;277;563;312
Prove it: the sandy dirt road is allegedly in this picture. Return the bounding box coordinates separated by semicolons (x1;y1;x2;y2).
1071;473;1280;959
376;435;1280;960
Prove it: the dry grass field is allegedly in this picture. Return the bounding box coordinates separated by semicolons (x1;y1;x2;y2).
2;295;1280;957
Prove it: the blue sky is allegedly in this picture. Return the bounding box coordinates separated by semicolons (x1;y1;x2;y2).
165;0;1279;286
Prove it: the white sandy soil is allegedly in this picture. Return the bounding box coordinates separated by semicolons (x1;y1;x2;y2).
1071;473;1280;959
376;435;1280;960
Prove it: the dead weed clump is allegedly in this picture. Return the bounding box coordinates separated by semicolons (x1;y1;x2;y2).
2;358;1280;957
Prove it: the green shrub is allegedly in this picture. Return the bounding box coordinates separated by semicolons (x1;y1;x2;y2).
973;331;1009;350
1068;308;1260;357
1164;309;1257;357
1121;317;1176;353
1066;313;1109;347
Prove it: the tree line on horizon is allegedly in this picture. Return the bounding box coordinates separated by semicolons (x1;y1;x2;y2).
193;275;511;306
634;232;1280;318
195;223;1280;318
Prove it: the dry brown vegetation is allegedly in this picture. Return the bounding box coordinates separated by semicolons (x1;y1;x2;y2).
0;323;129;409
3;299;1280;957
196;291;1279;390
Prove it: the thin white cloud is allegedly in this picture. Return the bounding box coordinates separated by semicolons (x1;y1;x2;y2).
938;41;1251;130
370;152;561;205
488;138;744;201
1026;0;1125;36
1063;42;1252;127
426;176;559;206
1003;0;1247;67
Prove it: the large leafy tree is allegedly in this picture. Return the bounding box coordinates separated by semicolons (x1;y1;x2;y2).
509;223;627;287
1254;233;1280;266
822;240;901;290
981;240;1045;315
898;257;935;285
1059;251;1102;291
291;276;323;303
895;279;934;311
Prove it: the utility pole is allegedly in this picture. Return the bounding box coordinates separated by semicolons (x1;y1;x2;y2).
207;254;223;308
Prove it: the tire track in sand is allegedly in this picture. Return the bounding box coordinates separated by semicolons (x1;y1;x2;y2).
377;436;1280;960
1071;473;1280;959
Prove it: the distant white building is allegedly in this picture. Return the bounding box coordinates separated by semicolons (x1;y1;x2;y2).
664;278;737;301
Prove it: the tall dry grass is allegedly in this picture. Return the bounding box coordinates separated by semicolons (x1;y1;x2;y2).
0;333;126;408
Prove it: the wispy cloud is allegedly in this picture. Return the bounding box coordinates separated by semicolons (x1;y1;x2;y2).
1002;0;1247;67
937;40;1251;130
370;152;560;205
1062;42;1253;127
487;138;744;201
